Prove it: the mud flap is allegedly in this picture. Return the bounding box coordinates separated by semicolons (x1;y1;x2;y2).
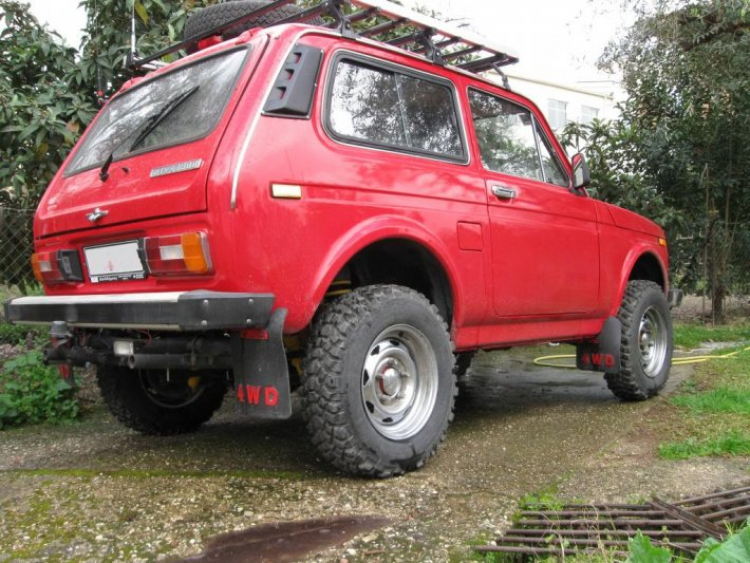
576;316;622;374
231;309;292;419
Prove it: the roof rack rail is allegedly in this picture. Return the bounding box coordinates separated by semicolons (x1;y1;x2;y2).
130;0;519;75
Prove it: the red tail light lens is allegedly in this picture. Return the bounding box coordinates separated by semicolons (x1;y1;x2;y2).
144;232;213;276
31;250;83;283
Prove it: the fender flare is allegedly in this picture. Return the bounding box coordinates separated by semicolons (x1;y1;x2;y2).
307;215;466;326
609;246;668;317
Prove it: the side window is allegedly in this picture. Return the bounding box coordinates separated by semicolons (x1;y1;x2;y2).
328;58;464;159
469;89;570;187
468;89;543;181
536;126;569;188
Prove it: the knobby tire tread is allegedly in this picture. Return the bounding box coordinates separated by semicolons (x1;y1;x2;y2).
184;1;324;44
605;280;667;401
97;367;226;436
302;285;456;478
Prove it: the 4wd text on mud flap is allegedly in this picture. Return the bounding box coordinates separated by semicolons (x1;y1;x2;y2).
237;384;279;406
581;353;616;368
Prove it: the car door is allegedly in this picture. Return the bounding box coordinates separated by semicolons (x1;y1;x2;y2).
467;87;599;318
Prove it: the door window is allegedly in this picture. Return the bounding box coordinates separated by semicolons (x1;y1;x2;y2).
469;89;569;187
469;89;542;181
536;126;569;188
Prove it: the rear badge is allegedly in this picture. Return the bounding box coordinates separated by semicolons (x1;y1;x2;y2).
150;159;203;178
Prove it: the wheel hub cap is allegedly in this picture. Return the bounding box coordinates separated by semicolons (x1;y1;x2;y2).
638;306;668;378
361;324;438;440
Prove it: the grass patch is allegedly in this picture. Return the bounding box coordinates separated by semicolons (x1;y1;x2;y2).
659;343;750;461
659;431;750;460
674;322;750;349
672;387;750;415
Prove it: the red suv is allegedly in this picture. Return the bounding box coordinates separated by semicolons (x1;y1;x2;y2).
5;0;679;477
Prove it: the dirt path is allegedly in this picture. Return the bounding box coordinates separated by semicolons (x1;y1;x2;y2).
1;346;748;562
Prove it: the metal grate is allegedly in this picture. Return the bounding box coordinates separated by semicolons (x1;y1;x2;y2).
133;0;519;75
475;486;750;559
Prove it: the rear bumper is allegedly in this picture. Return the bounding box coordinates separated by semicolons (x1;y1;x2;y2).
3;291;274;331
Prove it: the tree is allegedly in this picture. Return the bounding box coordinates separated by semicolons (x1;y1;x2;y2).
0;1;96;208
600;0;750;322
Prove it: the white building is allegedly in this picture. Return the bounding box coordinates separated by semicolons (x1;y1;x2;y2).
489;70;622;132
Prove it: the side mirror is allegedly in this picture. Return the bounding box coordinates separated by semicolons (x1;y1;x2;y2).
572;153;591;189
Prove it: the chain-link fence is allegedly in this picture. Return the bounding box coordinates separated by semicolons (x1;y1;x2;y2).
0;207;35;290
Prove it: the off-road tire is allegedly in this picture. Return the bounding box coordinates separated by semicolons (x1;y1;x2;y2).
605;280;673;401
97;367;227;435
302;285;456;477
184;0;325;50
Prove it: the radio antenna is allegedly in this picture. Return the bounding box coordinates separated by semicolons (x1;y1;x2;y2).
130;1;137;60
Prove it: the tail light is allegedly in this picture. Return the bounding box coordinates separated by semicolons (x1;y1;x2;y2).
31;250;84;283
144;232;213;276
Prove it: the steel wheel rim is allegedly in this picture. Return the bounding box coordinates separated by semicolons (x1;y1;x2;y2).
638;306;668;378
139;370;205;409
361;324;438;440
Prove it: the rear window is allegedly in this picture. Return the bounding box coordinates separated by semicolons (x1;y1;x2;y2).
327;56;465;161
66;49;249;175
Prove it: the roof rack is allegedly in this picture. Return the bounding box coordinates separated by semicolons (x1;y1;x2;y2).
130;0;519;75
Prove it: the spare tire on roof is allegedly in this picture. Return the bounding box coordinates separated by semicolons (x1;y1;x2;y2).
184;0;325;51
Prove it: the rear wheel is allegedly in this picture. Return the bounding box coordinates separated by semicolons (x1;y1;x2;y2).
97;367;227;435
302;285;456;477
605;280;673;401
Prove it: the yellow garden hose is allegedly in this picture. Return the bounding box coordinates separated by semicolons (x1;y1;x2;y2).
533;345;750;369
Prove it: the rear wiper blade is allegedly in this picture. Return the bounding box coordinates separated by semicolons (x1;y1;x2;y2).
99;152;114;182
128;84;200;153
97;85;200;183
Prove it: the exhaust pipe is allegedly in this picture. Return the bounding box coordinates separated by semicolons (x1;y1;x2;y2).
127;354;232;371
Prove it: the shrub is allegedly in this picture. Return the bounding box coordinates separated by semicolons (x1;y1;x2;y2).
0;350;78;429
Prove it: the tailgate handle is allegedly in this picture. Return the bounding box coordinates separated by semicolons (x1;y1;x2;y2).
491;185;517;200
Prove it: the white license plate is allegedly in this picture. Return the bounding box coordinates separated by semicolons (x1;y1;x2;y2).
84;241;146;283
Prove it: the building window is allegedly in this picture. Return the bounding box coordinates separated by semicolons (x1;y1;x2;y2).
581;105;599;124
547;99;567;130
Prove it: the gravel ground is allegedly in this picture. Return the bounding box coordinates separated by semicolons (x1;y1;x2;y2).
0;346;748;562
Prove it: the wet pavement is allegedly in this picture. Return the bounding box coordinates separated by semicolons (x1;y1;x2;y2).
1;345;748;562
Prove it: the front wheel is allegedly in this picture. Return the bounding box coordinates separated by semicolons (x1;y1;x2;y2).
302;285;456;477
605;280;673;401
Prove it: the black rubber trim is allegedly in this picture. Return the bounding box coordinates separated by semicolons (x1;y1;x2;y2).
3;291;274;331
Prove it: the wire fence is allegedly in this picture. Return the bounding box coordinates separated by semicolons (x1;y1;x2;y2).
0;206;747;323
0;207;35;290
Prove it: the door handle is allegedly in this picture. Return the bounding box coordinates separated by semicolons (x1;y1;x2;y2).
491;185;517;200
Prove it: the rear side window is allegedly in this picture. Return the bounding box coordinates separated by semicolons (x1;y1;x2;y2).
327;57;465;161
469;89;569;187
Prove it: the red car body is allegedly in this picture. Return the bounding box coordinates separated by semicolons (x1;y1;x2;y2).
4;17;676;476
30;25;669;349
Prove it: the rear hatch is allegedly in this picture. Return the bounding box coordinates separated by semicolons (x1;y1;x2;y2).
36;45;255;238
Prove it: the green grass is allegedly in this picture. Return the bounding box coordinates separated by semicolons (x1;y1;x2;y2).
659;431;750;460
671;388;750;415
0;322;30;345
660;340;750;461
674;322;750;349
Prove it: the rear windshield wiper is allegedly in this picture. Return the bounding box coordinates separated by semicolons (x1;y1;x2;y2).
97;85;200;182
127;84;200;153
99;84;200;182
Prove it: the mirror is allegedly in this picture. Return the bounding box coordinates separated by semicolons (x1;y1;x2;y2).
572;153;591;189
